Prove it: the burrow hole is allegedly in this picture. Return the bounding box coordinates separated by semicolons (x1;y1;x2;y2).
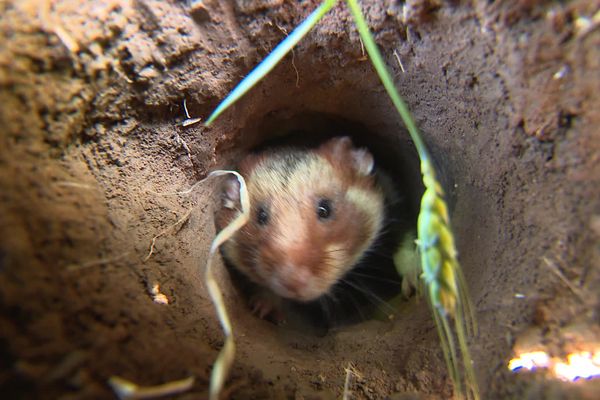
218;110;427;335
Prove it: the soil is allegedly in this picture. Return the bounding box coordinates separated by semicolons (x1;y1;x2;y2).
1;0;599;399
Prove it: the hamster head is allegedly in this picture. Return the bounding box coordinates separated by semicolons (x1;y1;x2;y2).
217;137;385;302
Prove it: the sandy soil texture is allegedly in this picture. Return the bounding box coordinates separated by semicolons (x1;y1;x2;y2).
1;0;599;398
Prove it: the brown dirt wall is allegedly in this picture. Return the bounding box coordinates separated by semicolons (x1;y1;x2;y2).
0;0;599;399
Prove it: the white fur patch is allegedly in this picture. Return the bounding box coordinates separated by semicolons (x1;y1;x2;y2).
345;186;385;262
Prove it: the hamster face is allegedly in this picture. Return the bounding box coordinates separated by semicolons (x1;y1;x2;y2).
217;137;385;302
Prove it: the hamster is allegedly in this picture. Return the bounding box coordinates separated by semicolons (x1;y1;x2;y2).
216;136;405;326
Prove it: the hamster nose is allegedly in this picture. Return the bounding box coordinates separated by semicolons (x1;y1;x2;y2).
280;264;310;292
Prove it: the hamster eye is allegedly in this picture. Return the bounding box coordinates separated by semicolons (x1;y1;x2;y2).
317;199;333;220
257;205;269;225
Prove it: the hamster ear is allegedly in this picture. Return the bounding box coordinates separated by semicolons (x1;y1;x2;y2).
222;175;240;209
320;136;374;176
351;147;374;176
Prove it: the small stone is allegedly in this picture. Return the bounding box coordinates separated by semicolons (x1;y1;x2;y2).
190;0;214;23
138;65;160;80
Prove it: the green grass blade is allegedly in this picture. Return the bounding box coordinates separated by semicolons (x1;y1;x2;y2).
347;1;479;398
455;308;480;400
345;0;430;165
205;0;339;126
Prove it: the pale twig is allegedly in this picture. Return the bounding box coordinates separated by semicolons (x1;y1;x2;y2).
108;375;195;400
174;100;195;167
342;363;362;400
542;257;585;302
144;209;193;262
358;37;367;61
203;170;250;400
180;98;202;127
183;98;191;119
393;49;405;73
342;368;352;400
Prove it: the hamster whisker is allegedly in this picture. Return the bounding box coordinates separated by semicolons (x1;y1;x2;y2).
347;271;403;284
321;291;351;325
384;213;405;222
340;279;396;315
323;289;340;305
359;247;393;259
335;287;368;322
318;296;334;322
372;228;395;244
386;198;403;207
371;228;389;241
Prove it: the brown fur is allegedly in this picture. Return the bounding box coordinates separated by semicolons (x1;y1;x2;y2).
217;137;385;302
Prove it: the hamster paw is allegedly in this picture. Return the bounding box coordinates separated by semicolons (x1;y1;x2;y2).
249;291;286;325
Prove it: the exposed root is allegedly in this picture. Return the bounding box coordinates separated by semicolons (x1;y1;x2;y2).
144;179;208;197
66;252;130;271
542;257;585;303
144;208;193;262
274;23;300;88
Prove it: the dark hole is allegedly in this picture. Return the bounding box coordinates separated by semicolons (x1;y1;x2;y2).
221;111;424;335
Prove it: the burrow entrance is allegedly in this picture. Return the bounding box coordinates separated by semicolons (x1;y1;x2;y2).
204;59;458;395
204;30;485;396
219;110;424;333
